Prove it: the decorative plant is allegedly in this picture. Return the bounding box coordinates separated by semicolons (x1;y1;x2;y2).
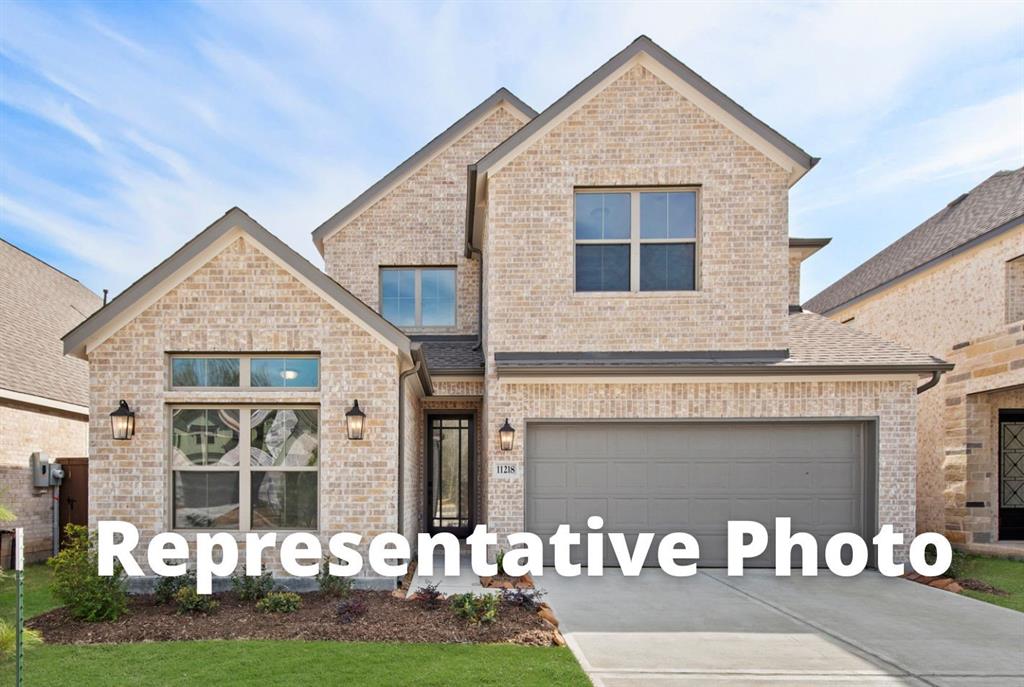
501;587;547;612
48;524;127;622
256;591;302;614
316;557;354;598
495;549;507;577
336;597;368;623
449;592;499;624
154;570;197;605
174;586;219;614
0;619;40;659
230;571;275;602
414;582;444;609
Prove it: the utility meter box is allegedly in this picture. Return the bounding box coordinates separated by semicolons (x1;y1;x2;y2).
30;452;63;487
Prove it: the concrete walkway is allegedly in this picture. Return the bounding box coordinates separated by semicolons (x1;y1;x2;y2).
536;569;1024;686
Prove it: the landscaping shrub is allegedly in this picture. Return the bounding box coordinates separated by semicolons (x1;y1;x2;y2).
174;586;219;614
501;587;547;612
0;619;41;659
924;545;969;578
316;557;354;598
256;591;302;614
154;570;196;605
336;597;368;623
230;571;274;601
495;549;507;577
48;524;127;622
414;582;444;609
449;592;499;624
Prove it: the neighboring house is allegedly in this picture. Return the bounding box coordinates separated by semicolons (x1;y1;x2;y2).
806;169;1024;555
0;239;102;563
63;36;950;582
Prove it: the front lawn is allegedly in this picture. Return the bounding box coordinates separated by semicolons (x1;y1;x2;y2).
0;564;57;624
957;554;1024;613
2;640;590;687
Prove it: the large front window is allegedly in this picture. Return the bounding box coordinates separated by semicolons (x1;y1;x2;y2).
169;355;319;389
171;406;319;530
380;267;456;328
575;189;698;292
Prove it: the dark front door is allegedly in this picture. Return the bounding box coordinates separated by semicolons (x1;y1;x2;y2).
427;414;474;537
1000;410;1024;540
58;457;89;547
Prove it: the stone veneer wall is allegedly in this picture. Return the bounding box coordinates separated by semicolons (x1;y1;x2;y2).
820;228;1023;533
483;379;919;562
0;401;89;563
87;238;401;577
485;64;791;353
323;107;525;336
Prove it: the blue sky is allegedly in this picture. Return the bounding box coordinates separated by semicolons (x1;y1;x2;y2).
1;1;1022;302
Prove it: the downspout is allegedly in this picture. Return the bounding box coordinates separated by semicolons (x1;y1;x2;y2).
397;359;421;540
916;370;944;394
471;246;483;351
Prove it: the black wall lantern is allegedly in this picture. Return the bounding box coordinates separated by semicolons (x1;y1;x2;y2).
346;399;366;440
110;400;135;440
499;418;515;451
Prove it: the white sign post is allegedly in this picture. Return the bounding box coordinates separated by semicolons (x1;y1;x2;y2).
15;526;24;687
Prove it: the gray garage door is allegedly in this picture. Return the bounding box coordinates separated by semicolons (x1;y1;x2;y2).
526;421;873;567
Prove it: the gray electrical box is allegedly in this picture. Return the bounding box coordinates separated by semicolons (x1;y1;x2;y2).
30;452;63;487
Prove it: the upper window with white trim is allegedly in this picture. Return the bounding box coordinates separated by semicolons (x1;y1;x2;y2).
380;267;456;328
169;355;320;389
575;189;698;292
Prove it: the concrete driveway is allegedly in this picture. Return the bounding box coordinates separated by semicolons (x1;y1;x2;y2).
538;569;1024;686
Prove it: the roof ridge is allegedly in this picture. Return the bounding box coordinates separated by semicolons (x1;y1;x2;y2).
0;237;98;295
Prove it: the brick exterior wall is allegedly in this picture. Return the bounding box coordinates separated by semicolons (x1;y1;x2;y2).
485;64;791;353
483;379;919;562
322;106;526;335
87;237;401;576
1007;255;1024;323
0;401;89;563
823;228;1024;536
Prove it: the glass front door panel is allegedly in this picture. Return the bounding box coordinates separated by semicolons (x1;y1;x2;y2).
430;416;472;533
1000;411;1024;540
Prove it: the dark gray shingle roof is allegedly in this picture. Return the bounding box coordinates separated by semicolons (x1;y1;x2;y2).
805;167;1024;314
413;336;484;374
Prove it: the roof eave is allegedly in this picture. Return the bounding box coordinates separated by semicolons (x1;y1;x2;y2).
495;362;954;377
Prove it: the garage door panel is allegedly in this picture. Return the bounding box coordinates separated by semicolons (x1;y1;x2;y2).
526;421;868;568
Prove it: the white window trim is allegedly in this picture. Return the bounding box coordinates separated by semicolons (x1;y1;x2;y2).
168;404;320;533
574;187;701;293
379;266;458;330
167;353;320;391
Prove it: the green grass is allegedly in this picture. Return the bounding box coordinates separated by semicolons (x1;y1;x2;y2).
1;641;590;687
0;564;57;624
957;555;1024;613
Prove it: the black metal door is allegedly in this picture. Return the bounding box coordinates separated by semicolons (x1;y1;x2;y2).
999;410;1024;540
427;415;474;537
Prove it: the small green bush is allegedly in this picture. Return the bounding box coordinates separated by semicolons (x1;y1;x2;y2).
154;571;196;605
0;619;41;659
230;571;274;602
449;592;499;624
174;586;219;614
47;524;127;622
495;549;507;577
316;557;354;598
256;591;302;614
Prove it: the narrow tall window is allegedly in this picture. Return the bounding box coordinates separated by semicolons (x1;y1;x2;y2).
380;267;456;328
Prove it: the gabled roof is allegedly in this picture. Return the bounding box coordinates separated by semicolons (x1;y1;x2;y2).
64;208;411;359
466;35;819;254
411;335;484;375
806;167;1024;315
312;88;536;254
1;239;102;409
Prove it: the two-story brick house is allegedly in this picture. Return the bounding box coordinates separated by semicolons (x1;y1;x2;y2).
63;36;949;581
807;169;1023;556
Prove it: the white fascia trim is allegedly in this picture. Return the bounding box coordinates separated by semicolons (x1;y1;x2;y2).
0;388;89;416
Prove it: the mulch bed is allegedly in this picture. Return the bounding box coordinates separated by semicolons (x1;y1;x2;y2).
958;578;1010;596
480;573;534;589
27;591;555;646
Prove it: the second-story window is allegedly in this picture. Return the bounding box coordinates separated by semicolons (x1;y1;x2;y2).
380;267;456;328
575;188;698;292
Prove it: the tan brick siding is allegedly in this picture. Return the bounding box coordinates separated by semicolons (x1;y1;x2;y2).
485;64;791;353
87;238;401;576
824;228;1023;534
1007;255;1024;323
323;107;526;336
0;401;88;563
483;378;918;562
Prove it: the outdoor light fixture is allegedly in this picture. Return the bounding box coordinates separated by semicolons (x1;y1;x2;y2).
346;399;366;440
110;400;135;440
499;418;515;451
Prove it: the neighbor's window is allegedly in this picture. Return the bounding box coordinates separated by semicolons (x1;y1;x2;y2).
380;267;456;328
171;406;318;531
575;189;697;292
169;355;319;390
